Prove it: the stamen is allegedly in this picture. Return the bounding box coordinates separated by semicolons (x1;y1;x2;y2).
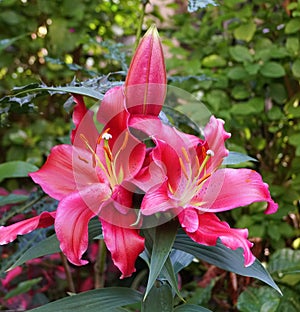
102;132;112;140
97;128;111;144
80;133;109;176
120;131;129;151
206;149;215;157
181;147;190;163
179;157;189;180
197;173;211;186
197;149;214;178
78;155;89;164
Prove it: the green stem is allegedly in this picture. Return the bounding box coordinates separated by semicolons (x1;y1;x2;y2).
94;239;107;288
60;252;76;293
134;0;149;51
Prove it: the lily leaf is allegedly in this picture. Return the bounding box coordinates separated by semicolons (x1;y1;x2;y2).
7;218;101;271
222;151;257;165
174;233;282;294
141;282;174;312
28;287;142;312
143;220;179;300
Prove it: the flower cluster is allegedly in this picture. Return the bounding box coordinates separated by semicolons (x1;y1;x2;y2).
0;25;278;279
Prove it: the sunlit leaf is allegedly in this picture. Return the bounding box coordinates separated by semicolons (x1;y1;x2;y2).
0;161;38;183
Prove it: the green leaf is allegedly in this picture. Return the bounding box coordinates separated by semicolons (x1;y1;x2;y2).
0;193;29;206
144;220;179;300
161;256;184;301
170;249;194;274
285;18;300;34
229;46;253;63
174;234;282;294
292;59;300;78
288;133;300;146
260;62;285;78
222;151;257;165
202;54;227;68
8;234;61;271
230;97;264;115
237;286;281;312
227;67;249;80
234;22;256;42
268;248;300;276
174;304;212;312
0;34;28;52
7;218;101;271
0;161;38;183
286;37;299;56
28;287;142;312
14;86;104;101
4;278;42;299
142;281;174;312
231;85;251;100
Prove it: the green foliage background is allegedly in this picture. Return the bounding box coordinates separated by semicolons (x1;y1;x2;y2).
0;0;299;311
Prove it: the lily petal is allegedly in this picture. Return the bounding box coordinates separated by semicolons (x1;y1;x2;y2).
125;25;166;116
101;218;145;278
30;145;99;201
201;116;231;173
71;95;99;151
0;211;56;245
141;181;177;215
195;168;278;214
55;184;110;266
179;209;255;266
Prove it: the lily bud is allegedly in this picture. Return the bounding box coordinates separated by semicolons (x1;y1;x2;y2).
125;24;167;116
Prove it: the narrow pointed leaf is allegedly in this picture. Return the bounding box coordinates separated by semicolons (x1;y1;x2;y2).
174;233;281;294
161;256;184;301
0;194;29;206
8;234;60;271
13;86;104;100
7;218;101;271
144;220;179;300
28;288;142;312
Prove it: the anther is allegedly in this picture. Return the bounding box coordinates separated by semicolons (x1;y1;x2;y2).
102;132;112;140
206;149;214;157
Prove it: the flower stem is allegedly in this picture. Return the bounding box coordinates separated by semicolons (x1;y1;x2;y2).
134;0;149;51
60;252;76;293
94;239;107;288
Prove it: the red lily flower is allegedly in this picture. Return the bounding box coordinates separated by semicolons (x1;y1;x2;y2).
0;94;145;278
130;115;278;266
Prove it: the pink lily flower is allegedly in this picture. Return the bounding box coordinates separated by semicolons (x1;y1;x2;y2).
0;94;145;279
130;115;278;266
